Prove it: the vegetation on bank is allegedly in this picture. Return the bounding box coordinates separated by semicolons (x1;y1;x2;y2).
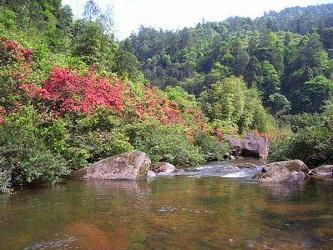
0;0;332;192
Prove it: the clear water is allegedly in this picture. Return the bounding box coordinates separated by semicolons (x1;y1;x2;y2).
0;160;332;250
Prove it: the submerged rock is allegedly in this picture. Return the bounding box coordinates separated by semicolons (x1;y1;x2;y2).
72;151;151;180
253;160;308;183
151;162;176;174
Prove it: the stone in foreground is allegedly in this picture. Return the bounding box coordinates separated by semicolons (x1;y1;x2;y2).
72;151;151;180
151;162;176;174
254;160;308;183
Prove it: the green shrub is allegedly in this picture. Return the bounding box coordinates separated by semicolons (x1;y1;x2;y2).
278;113;324;133
269;126;333;167
195;134;230;161
0;106;70;188
130;123;205;167
0;157;12;193
70;130;134;164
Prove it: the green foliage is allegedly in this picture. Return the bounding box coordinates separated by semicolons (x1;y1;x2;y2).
0;106;70;187
267;93;291;115
200;76;246;123
0;6;16;31
295;76;333;113
0;160;11;193
269;126;333;167
322;98;333;130
270;100;333;166
259;61;280;102
195;134;230;161
278;113;323;133
200;77;274;133
71;20;117;71
130;123;205;167
70;130;134;164
128;5;333;116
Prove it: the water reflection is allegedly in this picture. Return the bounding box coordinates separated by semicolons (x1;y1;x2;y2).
0;173;332;249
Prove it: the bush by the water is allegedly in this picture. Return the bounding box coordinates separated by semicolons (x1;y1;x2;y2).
270;100;333;167
130;123;205;167
195;134;230;161
0;107;70;189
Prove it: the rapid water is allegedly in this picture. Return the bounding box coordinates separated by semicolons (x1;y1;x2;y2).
0;159;332;249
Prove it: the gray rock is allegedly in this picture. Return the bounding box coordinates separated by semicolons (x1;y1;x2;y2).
224;133;269;159
72;151;151;180
242;133;269;159
151;162;176;174
310;165;333;181
224;135;243;156
254;160;308;183
266;160;309;173
311;165;333;176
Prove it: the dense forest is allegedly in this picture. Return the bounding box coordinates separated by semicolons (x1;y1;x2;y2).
0;0;333;192
127;3;333;115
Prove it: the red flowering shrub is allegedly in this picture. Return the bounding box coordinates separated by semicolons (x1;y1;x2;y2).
135;87;184;125
0;37;33;64
22;67;124;115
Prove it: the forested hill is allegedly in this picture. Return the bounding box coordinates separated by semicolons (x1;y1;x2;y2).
127;3;333;115
1;0;333;192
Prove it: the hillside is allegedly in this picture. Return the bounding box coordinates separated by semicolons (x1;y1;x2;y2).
0;1;333;192
128;3;333;115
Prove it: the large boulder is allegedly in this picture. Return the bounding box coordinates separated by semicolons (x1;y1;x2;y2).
253;160;308;183
151;162;176;174
269;160;309;173
224;133;269;159
72;152;151;180
242;133;269;159
224;135;243;156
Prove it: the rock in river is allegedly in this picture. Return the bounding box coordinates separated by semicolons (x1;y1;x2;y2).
151;162;176;174
72;151;151;180
254;160;308;183
309;165;333;181
147;170;157;178
311;165;333;176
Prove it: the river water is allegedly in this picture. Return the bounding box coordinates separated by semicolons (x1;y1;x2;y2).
0;159;332;249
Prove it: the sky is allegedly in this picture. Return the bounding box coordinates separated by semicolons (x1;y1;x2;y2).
62;0;333;39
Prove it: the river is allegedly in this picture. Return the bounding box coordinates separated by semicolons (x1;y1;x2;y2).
0;159;332;249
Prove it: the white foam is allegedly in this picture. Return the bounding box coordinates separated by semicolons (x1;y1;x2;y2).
222;172;249;178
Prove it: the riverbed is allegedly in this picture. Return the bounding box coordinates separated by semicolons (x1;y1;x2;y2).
0;159;332;249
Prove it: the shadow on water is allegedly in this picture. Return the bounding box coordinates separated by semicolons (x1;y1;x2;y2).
0;160;332;249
